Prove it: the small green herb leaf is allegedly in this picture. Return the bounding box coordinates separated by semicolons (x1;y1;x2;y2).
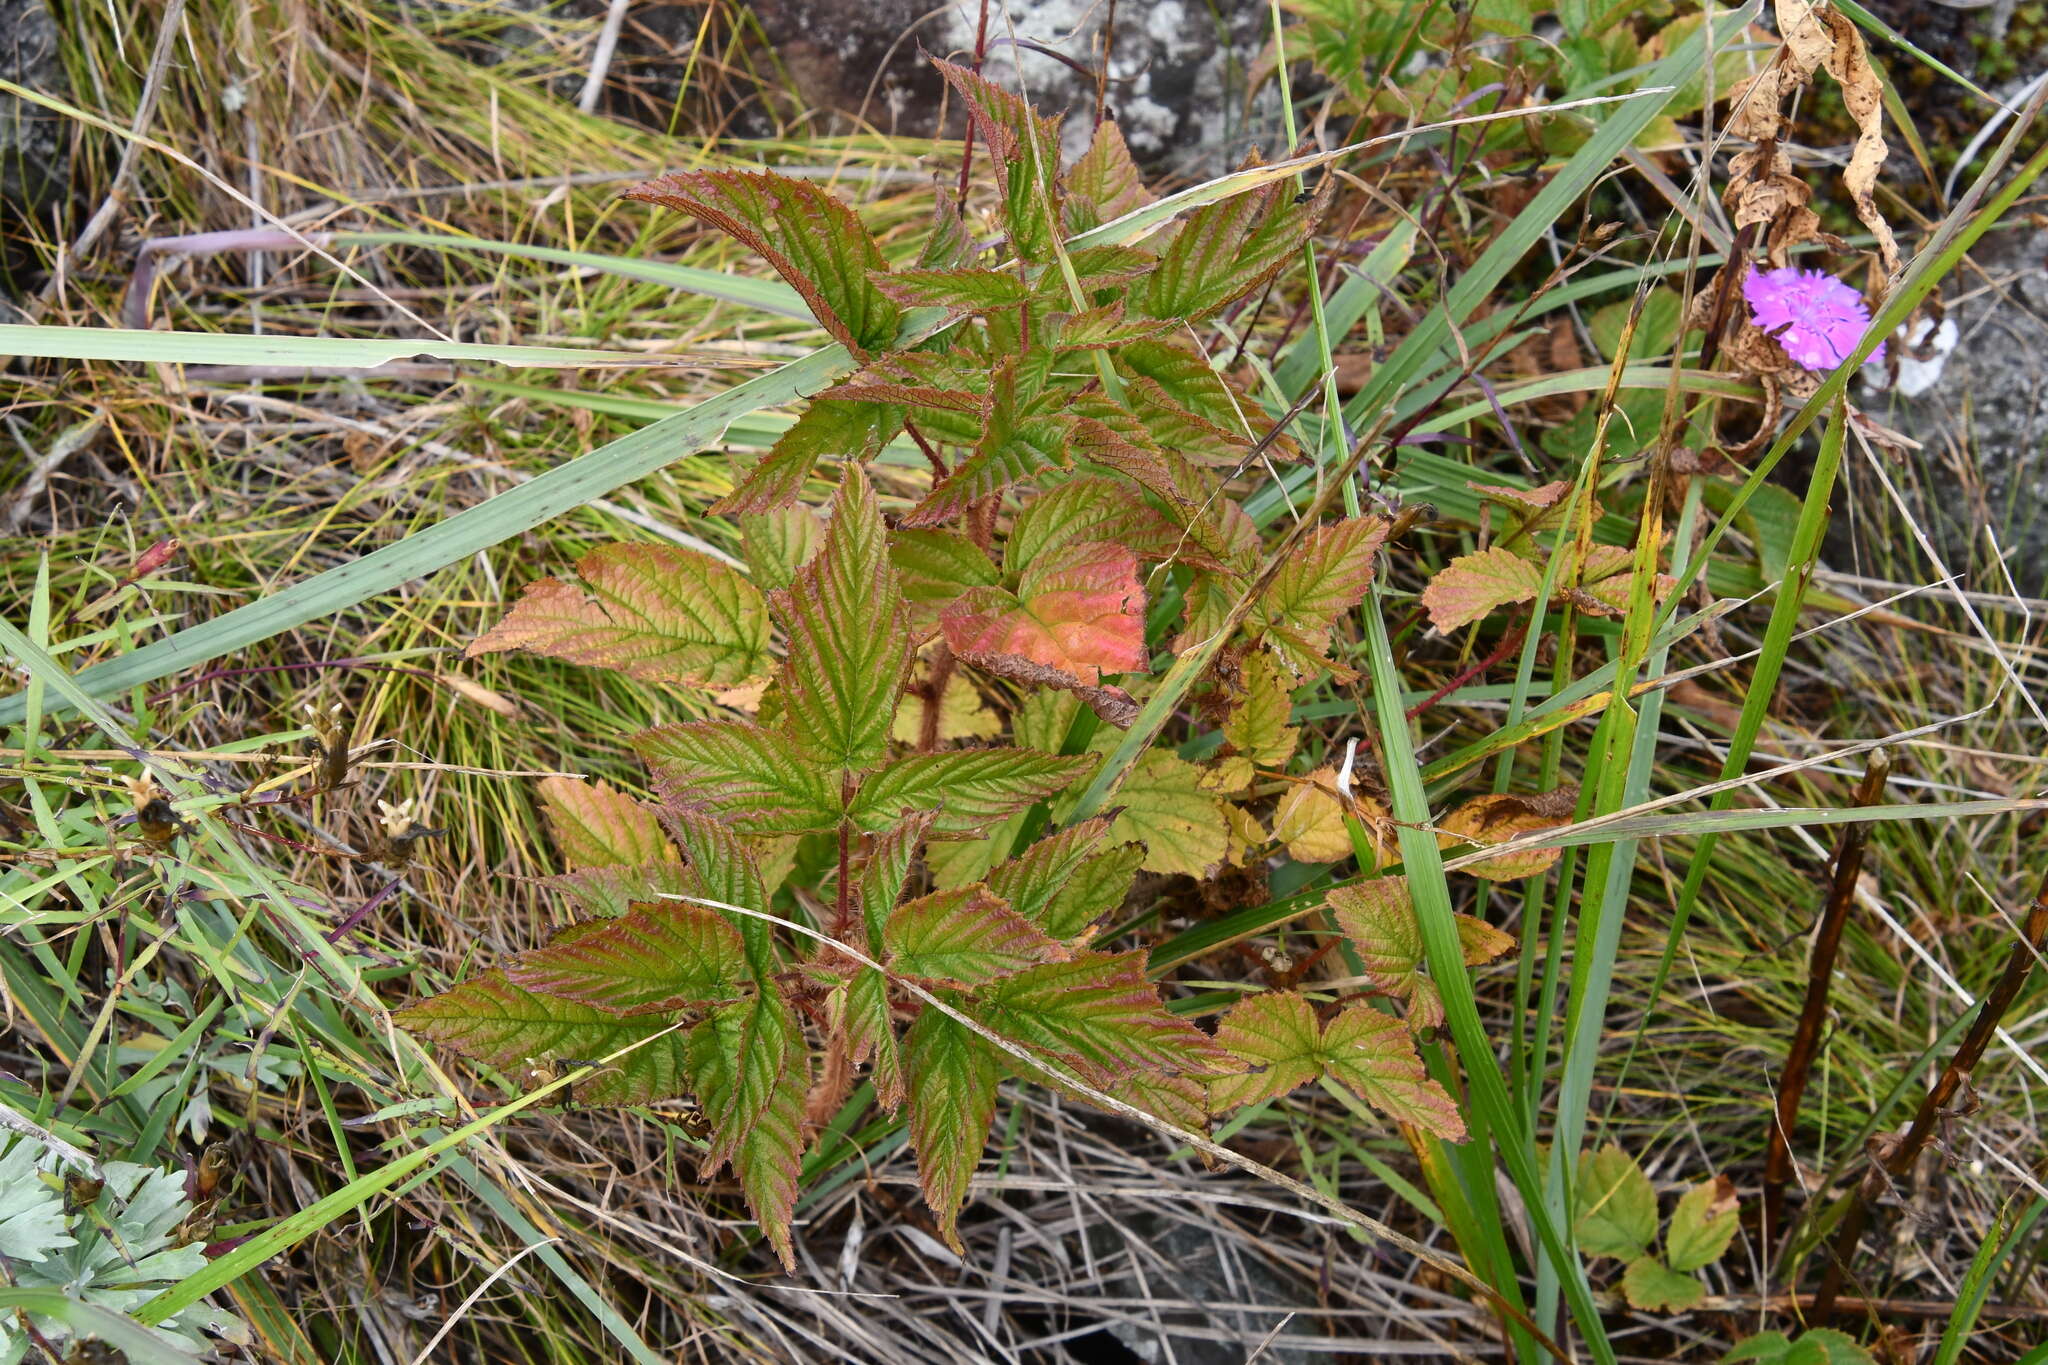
1621;1255;1705;1313
1665;1175;1741;1272
1573;1143;1658;1261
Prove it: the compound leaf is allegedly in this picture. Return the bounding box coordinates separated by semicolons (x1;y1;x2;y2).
972;951;1229;1080
687;992;809;1268
637;721;841;835
1208;993;1463;1139
851;749;1096;836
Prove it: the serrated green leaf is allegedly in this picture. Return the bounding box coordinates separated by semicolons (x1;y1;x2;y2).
1208;991;1323;1110
543;860;695;919
1135;169;1317;321
1065;120;1153;229
1051;303;1178;350
971;951;1229;1080
738;506;825;593
715;398;902;515
932;58;1063;263
1207;993;1464;1139
637;722;841;835
857;812;932;953
906;356;1071;525
884;885;1063;987
1665;1176;1740;1272
891;529;1000;614
535;777;675;870
1620;1256;1704;1313
1005;477;1197;575
1573;1143;1658;1261
624;170;901;354
396;970;690;1107
467;545;770;688
1092;749;1228;878
984;816;1115;928
1419;544;1546;634
851;749;1097;836
686;993;808;1269
839;966;905;1110
777;467;912;771
1723;1330;1876;1364
871;267;1031;313
1223;653;1299;766
1256;516;1389;676
1329;879;1514;1031
903;1008;1001;1247
661;807;777;975
1037;843;1143;939
508;903;748;1014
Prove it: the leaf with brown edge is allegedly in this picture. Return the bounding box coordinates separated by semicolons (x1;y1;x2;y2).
738;505;824;593
636;721;841;835
509;903;748;1014
903;1007;1000;1249
1437;788;1577;881
396;969;691;1107
686;992;809;1269
1665;1175;1740;1272
1256;516;1390;677
1135;165;1320;322
623;170;901;353
904;357;1072;526
776;466;912;772
850;748;1097;837
869;267;1030;314
536;777;675;870
468;545;770;688
544;860;695;920
1208;991;1322;1111
952;650;1141;729
1419;545;1545;634
1038;843;1144;940
931;57;1064;263
884;885;1065;987
971;950;1230;1081
1004;477;1204;576
984;816;1116;930
1329;879;1513;1032
713;398;902;515
942;541;1146;689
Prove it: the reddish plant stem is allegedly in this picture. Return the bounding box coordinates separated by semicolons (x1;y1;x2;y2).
1405;624;1526;721
1813;864;2048;1324
917;642;956;753
831;776;856;943
903;419;950;480
1764;749;1890;1252
954;0;992;207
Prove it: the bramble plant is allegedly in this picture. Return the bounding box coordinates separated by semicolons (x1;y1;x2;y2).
397;59;1562;1264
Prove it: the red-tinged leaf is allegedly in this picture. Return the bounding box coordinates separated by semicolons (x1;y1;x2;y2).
870;267;1031;313
1328;880;1512;1031
884;884;1065;987
1111;339;1296;462
1052;303;1177;351
984;816;1116;929
1036;843;1143;939
972;951;1230;1080
738;506;825;593
686;993;809;1268
838;966;904;1110
850;749;1097;836
468;545;770;688
903;1007;1000;1247
1066;243;1158;290
1208;992;1324;1110
396;970;690;1107
624;170;900;353
1005;477;1201;576
1320;1004;1465;1140
943;541;1146;690
904;358;1073;525
659;806;778;975
952;649;1142;729
857;812;934;953
509;903;748;1013
1256;517;1391;677
777;467;912;772
536;777;675;870
636;721;841;835
1437;788;1577;881
1135;170;1319;321
1419;545;1546;634
713;399;902;515
544;860;695;919
1065;120;1153;227
931;58;1063;262
917;195;976;269
1471;479;1572;513
1120;376;1253;467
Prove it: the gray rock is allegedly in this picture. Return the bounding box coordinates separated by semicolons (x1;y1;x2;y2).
1857;225;2048;595
0;0;70;290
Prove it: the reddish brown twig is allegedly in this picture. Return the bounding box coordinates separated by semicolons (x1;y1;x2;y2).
1813;862;2048;1324
1764;748;1890;1249
1405;624;1526;721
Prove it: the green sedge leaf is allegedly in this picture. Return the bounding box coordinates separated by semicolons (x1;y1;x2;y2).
777;466;912;772
1135;168;1317;321
468;545;770;689
543;860;694;919
1665;1176;1741;1272
623;170;900;353
972;951;1230;1080
737;505;825;593
884;884;1064;987
396;970;689;1107
839;966;904;1110
714;398;902;516
686;992;809;1269
637;721;841;835
1064;120;1153;229
1621;1256;1705;1313
508;903;748;1014
942;540;1146;690
1574;1143;1659;1261
1255;516;1390;678
931;58;1063;263
984;816;1116;929
1418;544;1546;634
903;1007;1001;1248
851;749;1097;836
1209;992;1464;1140
1223;652;1299;767
535;776;675;870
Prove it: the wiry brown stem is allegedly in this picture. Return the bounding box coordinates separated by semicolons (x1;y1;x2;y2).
1813;863;2048;1324
1765;749;1890;1251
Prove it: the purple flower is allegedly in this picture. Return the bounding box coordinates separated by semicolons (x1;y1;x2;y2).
1742;266;1884;371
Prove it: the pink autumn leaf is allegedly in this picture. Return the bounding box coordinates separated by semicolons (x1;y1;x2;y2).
942;541;1146;686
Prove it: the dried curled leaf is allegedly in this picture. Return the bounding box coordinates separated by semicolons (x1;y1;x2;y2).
1437;788;1577;880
